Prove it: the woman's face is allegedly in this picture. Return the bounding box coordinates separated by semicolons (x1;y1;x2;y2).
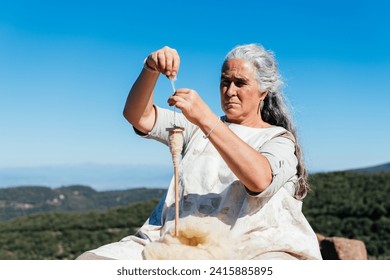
220;59;267;126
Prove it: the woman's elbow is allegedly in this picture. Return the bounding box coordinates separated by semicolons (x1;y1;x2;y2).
123;107;132;123
123;106;155;134
123;106;139;126
246;174;272;194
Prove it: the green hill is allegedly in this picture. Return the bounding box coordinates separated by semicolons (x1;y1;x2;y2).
0;185;165;221
347;162;390;173
0;199;159;260
303;170;390;259
0;169;389;259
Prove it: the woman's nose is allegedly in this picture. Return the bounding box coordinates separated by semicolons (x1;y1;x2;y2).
225;82;237;97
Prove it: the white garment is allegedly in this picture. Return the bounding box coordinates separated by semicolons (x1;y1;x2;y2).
89;107;322;260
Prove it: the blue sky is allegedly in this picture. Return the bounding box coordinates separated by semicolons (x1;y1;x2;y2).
1;0;389;188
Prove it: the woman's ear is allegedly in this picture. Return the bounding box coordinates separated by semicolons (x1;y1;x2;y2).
259;90;268;101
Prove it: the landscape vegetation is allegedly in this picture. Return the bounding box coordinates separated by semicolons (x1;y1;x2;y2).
0;164;389;260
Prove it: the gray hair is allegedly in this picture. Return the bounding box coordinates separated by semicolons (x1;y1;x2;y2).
223;44;309;200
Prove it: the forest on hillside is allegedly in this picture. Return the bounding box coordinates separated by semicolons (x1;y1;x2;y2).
0;170;389;259
0;200;159;260
303;171;390;259
0;185;165;221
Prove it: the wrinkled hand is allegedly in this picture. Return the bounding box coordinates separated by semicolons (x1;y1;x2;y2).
145;46;180;79
168;88;213;126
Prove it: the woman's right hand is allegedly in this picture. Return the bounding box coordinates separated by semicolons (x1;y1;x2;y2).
145;46;180;79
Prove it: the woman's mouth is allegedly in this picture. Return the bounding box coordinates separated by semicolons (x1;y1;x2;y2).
225;102;240;107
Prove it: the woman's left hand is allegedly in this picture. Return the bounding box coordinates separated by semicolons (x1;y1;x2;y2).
167;88;213;126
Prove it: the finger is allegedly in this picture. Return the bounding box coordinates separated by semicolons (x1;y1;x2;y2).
174;88;194;99
165;52;174;77
158;46;179;79
171;50;180;78
146;53;158;71
167;97;175;107
156;51;166;73
167;93;179;105
167;94;186;107
173;88;189;95
174;99;192;115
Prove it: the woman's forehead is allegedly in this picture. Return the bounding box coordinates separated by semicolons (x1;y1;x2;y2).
222;59;255;77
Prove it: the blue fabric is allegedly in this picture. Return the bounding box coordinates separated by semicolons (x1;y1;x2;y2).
148;192;167;226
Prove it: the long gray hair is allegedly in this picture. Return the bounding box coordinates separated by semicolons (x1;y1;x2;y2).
223;43;309;200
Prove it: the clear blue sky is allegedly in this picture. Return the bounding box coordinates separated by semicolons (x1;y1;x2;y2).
1;0;389;173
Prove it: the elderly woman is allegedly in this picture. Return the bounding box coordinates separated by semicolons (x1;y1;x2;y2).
77;44;322;260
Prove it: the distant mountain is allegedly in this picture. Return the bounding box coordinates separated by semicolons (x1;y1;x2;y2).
2;162;389;191
0;185;166;221
1;170;390;259
1;161;389;222
346;162;390;174
0;163;172;191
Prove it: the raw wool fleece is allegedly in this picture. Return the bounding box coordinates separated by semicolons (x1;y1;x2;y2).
142;216;235;260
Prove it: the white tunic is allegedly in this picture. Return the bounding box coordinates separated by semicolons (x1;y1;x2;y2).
89;107;322;260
